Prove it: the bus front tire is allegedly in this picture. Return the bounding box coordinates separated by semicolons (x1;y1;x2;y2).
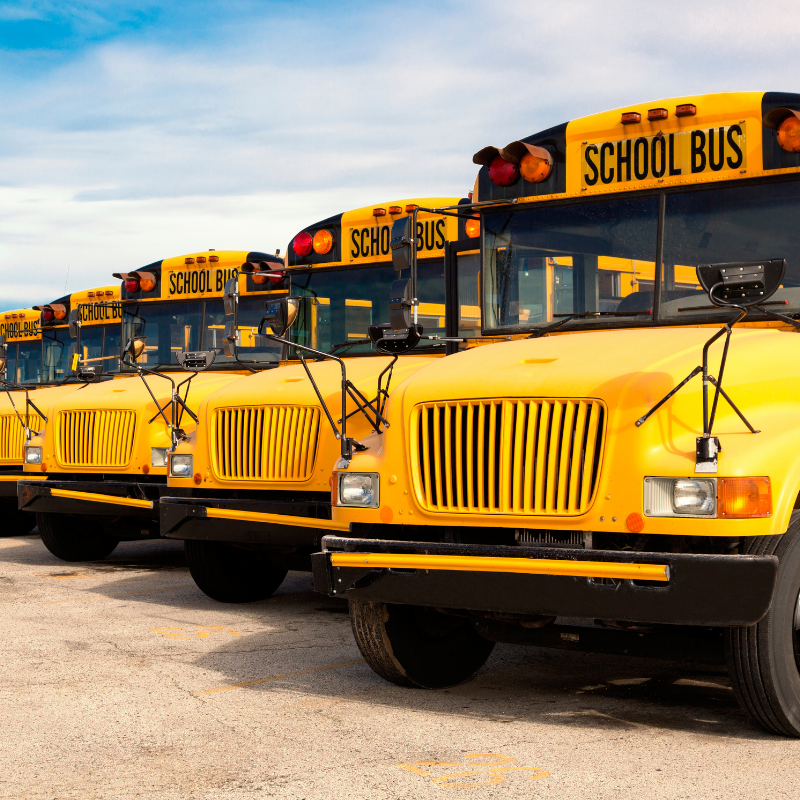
184;540;288;603
349;599;495;689
726;515;800;737
36;512;119;562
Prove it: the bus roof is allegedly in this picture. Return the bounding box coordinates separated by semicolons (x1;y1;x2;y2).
286;196;469;269
474;91;800;206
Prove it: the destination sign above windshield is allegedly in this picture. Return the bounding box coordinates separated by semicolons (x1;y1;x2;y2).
581;123;746;189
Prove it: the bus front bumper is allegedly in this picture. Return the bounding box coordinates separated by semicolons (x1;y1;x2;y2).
18;479;166;519
160;497;347;547
0;471;46;497
312;536;778;627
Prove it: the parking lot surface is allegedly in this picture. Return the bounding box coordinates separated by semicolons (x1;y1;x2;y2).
2;532;800;799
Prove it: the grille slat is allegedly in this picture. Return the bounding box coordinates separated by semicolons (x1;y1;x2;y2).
0;413;44;463
56;411;136;468
412;398;605;516
212;405;320;482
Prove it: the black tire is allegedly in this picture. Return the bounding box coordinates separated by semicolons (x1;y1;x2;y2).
726;514;800;736
184;540;288;603
36;512;119;562
349;599;495;689
1;506;35;537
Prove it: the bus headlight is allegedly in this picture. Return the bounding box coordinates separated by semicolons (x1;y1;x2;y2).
170;454;193;478
151;448;168;467
25;446;42;465
338;473;379;508
644;477;716;517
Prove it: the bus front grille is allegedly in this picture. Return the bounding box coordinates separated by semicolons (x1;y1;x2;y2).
0;413;44;463
212;406;320;481
411;398;606;515
56;410;137;468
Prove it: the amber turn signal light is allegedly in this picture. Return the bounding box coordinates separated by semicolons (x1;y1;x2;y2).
777;115;800;153
312;229;334;255
718;477;771;518
519;151;552;183
621;112;641;124
465;217;480;238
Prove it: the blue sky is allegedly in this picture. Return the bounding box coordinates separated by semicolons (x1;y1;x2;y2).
1;0;799;309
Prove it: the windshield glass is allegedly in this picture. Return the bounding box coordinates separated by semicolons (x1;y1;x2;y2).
77;324;122;374
483;196;659;333
660;179;800;319
205;297;281;364
123;299;281;370
42;328;72;382
12;340;42;385
288;260;446;356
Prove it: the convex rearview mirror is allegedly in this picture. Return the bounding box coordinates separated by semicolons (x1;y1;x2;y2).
697;259;786;307
223;277;237;316
263;296;300;338
124;336;147;362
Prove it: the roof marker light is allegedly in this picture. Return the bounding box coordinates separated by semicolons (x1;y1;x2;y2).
88;292;95;297
648;108;668;121
373;208;386;216
209;255;219;262
621;112;641;124
388;206;402;214
405;204;419;213
675;104;697;117
196;256;207;263
185;257;195;265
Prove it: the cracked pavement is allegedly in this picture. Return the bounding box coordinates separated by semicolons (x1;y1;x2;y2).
2;533;800;799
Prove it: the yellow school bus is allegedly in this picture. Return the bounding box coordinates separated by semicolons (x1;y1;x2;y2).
160;198;495;602
18;250;283;561
316;92;800;737
0;288;122;535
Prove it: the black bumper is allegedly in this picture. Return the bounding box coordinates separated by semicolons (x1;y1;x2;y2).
160;497;333;547
312;537;779;627
18;479;165;519
0;471;33;497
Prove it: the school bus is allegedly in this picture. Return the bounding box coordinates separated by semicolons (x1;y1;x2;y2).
315;92;800;737
0;287;122;535
17;251;283;561
160;198;494;602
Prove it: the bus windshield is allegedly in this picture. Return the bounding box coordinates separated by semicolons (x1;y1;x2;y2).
659;179;800;320
483;196;659;334
76;324;122;373
42;328;73;382
122;297;281;370
288;260;447;356
12;340;43;385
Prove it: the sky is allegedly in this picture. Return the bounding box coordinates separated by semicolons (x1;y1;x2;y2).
1;0;799;309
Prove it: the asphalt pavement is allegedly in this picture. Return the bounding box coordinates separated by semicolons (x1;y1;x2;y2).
2;532;798;799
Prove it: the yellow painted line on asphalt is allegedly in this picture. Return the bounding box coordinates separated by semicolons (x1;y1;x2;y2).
194;659;366;695
43;584;194;604
36;572;91;579
331;552;670;581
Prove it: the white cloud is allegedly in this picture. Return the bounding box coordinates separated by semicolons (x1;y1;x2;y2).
1;0;800;308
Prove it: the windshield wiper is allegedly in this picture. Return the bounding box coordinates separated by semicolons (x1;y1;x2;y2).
528;310;649;338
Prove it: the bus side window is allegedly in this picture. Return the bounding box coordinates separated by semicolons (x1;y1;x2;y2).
456;252;482;344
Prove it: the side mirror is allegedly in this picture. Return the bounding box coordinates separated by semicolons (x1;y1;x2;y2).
223;277;237;316
124;336;147;362
222;320;237;357
176;350;216;372
697;259;786;307
390;217;413;272
263;296;300;338
68;308;81;339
